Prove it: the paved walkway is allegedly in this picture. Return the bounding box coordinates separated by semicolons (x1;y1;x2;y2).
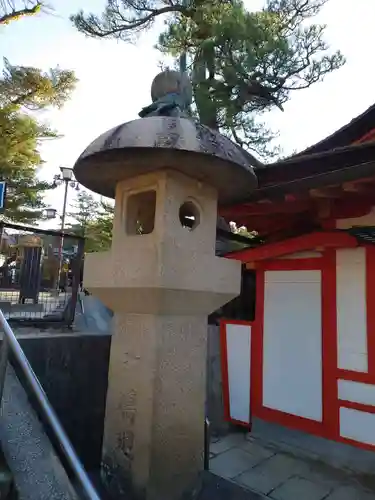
210;432;375;500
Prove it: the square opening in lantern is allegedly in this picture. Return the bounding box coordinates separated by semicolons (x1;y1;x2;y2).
126;190;157;235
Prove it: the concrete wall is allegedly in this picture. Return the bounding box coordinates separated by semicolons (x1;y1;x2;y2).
12;333;111;472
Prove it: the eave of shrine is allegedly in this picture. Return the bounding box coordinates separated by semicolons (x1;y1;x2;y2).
225;231;358;263
220;103;375;241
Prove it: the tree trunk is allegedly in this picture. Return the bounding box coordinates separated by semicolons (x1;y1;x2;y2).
192;52;218;129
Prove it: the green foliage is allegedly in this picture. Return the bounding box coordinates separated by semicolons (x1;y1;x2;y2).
0;1;44;25
67;191;99;238
0;3;77;223
227;223;260;251
0;105;54;222
0;58;77;110
233;225;257;239
67;191;113;252
86;201;113;252
71;0;345;159
0;59;77;222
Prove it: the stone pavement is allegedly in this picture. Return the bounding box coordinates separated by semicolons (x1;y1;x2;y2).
210;432;375;500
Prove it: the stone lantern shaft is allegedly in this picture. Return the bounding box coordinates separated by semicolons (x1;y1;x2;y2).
84;169;241;499
74;68;257;500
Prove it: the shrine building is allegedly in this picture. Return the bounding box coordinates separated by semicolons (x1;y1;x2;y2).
219;103;375;452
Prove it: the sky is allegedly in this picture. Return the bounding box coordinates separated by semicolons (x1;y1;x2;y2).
2;0;375;227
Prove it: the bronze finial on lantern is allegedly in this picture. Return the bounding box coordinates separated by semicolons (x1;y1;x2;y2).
139;69;192;118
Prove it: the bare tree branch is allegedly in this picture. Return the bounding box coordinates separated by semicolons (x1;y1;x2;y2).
71;2;189;40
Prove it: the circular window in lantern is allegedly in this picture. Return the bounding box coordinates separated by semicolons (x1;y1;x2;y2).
179;200;201;231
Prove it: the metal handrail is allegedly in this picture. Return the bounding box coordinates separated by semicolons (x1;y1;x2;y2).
204;417;210;471
0;309;101;500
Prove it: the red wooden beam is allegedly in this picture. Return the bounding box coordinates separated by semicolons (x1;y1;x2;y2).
223;192;375;227
342;181;375;195
225;231;358;263
230;211;316;235
231;213;303;232
354;128;375;144
330;197;375;219
219;199;311;218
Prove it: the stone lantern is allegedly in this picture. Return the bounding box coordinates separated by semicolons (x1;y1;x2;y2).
73;70;257;500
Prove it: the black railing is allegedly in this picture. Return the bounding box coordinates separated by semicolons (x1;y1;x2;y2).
0;222;85;326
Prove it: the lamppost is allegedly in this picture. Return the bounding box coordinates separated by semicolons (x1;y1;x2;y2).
52;166;79;291
43;207;58;220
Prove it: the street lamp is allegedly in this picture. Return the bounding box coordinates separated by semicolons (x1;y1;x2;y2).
53;166;79;292
44;207;57;220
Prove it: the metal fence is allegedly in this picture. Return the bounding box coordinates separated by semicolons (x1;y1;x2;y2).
0;222;84;326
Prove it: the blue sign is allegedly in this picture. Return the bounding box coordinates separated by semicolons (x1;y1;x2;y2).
0;182;6;210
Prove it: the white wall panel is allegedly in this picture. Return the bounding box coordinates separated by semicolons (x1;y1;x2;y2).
340;407;375;446
336;248;368;372
338;380;375;407
263;270;322;421
226;323;251;424
265;270;321;283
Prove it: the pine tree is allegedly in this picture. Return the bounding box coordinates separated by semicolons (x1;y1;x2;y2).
67;192;114;252
0;59;77;222
71;0;345;158
1;0;77;223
